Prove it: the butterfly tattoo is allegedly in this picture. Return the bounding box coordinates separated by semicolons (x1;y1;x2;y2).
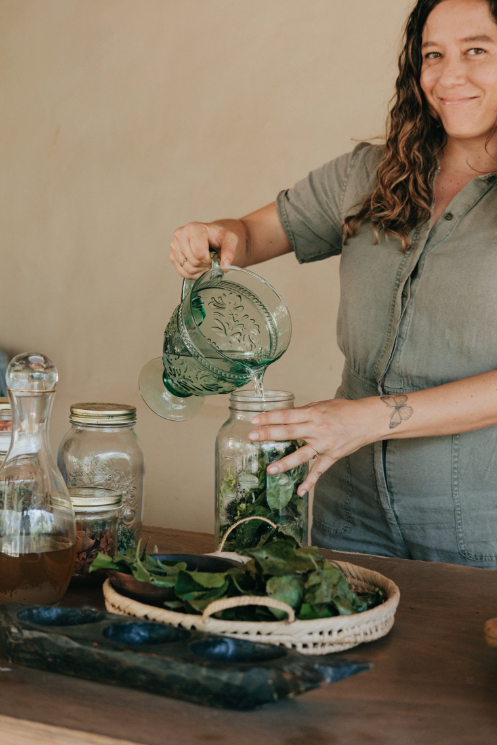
381;395;413;429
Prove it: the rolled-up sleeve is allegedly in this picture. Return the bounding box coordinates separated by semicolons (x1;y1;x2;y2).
276;146;363;264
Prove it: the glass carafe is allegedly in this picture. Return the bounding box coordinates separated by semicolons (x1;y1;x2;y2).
0;353;76;604
139;252;292;421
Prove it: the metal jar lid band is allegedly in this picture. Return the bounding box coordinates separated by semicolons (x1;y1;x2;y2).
69;487;122;510
69;402;137;424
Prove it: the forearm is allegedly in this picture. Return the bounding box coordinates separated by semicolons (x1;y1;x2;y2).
171;202;291;277
366;370;497;442
211;203;292;268
248;369;497;493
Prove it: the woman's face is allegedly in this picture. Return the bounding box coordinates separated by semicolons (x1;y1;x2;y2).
420;0;497;145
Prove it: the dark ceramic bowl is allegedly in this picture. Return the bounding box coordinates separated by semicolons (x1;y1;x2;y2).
107;553;242;607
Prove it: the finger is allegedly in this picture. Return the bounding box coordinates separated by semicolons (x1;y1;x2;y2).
188;223;214;267
297;456;334;496
170;224;211;276
219;233;238;268
170;234;196;272
266;445;319;475
248;422;310;443
169;246;201;279
169;237;185;265
206;224;238;268
251;407;311;427
170;244;195;279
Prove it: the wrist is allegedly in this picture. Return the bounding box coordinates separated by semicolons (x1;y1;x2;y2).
378;393;415;439
361;395;395;443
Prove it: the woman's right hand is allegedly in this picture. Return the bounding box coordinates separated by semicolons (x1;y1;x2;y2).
169;221;241;279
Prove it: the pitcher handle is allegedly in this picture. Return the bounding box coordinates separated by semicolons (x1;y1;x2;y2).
181;248;222;302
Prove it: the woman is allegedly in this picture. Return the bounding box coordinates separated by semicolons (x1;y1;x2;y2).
170;0;497;568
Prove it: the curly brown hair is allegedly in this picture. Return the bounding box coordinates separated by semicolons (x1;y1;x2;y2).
343;0;497;251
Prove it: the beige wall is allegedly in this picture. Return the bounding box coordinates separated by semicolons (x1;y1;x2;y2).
0;0;413;533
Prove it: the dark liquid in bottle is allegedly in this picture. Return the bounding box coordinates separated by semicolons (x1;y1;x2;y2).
0;540;76;604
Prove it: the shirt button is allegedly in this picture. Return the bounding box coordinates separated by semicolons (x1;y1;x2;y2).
445;212;454;221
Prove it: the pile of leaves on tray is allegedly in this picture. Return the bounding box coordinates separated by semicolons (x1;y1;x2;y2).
91;538;385;621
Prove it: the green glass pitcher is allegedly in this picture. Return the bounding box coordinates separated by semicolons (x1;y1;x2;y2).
139;252;292;421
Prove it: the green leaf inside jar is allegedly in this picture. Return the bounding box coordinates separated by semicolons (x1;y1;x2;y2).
218;441;308;552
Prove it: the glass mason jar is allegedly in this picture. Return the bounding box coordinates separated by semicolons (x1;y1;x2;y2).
58;403;144;553
69;487;121;585
0;397;12;466
215;390;308;552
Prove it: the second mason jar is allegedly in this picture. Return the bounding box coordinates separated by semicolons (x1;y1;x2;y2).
58;403;144;553
70;487;121;584
215;390;308;552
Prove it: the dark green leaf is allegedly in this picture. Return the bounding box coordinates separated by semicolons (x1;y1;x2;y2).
297;545;323;561
276;519;304;544
88;552;127;573
243;540;317;576
132;551;152;583
174;570;227;598
174;576;229;613
304;567;343;605
155;559;188;575
187;570;227;589
266;472;295;511
357;589;385;610
332;597;356;615
181;580;230;613
148;574;178;588
266;574;304;620
228;567;259;595
298;603;336;620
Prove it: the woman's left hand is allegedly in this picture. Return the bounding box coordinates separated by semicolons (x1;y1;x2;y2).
248;397;380;496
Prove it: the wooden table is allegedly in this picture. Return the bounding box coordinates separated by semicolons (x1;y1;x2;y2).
1;526;497;745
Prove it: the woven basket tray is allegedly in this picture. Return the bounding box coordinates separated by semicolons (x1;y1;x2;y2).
103;558;400;655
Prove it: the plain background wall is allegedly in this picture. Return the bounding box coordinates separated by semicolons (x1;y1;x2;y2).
0;0;413;533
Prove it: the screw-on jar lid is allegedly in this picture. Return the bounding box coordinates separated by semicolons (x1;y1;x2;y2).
0;398;11;412
69;403;137;425
69;487;122;512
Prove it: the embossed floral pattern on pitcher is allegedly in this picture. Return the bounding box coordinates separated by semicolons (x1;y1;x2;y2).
205;290;263;352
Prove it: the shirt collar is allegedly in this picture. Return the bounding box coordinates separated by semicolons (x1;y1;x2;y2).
477;172;497;182
434;160;497;183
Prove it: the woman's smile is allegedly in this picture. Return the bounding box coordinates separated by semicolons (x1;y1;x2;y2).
439;95;479;104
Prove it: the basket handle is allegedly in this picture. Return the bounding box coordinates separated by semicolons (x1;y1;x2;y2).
216;516;277;553
202;594;295;624
209;517;294;622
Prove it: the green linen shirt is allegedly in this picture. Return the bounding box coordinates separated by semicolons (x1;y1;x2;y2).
276;142;497;567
